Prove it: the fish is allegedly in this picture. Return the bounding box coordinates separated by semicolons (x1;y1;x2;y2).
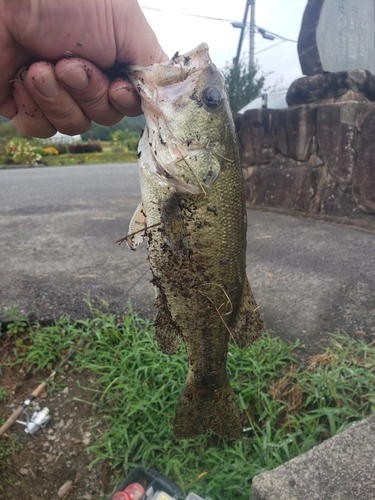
126;43;264;440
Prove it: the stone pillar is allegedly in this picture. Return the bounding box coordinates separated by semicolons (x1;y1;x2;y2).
298;0;375;76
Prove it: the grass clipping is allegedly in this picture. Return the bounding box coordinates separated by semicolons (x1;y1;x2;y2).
4;310;375;500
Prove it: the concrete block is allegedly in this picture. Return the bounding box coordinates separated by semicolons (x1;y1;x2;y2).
251;416;375;500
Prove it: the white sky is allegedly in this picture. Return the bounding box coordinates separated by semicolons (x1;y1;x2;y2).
140;0;308;91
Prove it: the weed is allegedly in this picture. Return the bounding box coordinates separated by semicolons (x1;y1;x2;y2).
5;312;375;500
0;424;22;494
2;306;29;335
0;386;9;403
5;137;41;165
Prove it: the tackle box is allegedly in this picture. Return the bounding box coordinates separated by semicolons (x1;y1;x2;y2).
110;466;184;500
109;466;212;500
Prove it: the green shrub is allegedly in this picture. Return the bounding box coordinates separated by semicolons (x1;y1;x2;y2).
125;131;139;152
0;143;6;165
69;142;102;154
5;138;42;165
111;129;139;153
51;143;69;155
34;146;45;156
0;119;17;142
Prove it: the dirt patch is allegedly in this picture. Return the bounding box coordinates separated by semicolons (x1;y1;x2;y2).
0;335;114;500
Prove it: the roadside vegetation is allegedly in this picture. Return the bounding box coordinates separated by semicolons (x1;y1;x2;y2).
223;58;285;112
223;59;266;112
0;116;143;167
1;307;374;499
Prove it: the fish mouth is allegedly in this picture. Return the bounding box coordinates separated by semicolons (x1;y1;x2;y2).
127;43;210;88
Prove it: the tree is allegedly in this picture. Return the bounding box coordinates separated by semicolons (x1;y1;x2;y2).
0;118;19;142
82;115;145;142
111;128;139;152
222;59;266;112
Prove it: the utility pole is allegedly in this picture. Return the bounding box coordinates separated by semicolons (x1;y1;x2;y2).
234;0;251;63
235;0;256;70
249;0;256;70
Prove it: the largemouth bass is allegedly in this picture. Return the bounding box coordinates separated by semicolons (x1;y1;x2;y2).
126;43;264;440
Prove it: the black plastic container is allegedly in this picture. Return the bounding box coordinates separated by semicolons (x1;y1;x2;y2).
110;466;185;500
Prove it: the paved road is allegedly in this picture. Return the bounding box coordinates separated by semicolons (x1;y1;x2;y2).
1;164;374;359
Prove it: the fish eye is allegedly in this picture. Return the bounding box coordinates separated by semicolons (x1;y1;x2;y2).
202;87;222;109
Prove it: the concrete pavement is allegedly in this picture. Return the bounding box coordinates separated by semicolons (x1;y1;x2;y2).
1;163;375;360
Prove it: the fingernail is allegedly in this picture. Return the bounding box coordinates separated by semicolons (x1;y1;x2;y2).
57;66;89;91
33;70;60;98
19;68;29;82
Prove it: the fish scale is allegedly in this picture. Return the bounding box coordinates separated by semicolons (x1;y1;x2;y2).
126;43;264;439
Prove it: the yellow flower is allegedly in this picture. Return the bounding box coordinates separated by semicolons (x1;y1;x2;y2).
43;146;59;155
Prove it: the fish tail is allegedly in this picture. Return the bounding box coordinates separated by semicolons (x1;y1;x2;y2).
174;371;242;440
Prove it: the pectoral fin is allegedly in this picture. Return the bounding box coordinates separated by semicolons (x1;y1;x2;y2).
230;279;265;349
126;202;147;250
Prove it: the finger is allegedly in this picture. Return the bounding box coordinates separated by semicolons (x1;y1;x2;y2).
109;78;142;117
0;96;18;121
55;57;125;126
0;37;34;120
12;68;57;138
24;61;91;136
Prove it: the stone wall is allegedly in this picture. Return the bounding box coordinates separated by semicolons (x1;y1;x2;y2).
235;99;375;216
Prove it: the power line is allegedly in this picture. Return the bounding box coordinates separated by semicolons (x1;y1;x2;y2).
255;39;286;55
256;25;297;43
140;5;238;23
140;6;162;12
140;5;297;44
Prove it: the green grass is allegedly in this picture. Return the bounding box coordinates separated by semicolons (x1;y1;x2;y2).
0;387;9;403
0;381;21;494
2;310;375;499
0;425;22;494
41;150;137;166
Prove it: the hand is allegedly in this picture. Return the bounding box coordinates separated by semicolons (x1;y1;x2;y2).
0;0;168;137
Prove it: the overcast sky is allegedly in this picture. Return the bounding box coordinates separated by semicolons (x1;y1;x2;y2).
140;0;309;91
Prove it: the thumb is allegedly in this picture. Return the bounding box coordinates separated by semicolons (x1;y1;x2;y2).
112;0;169;66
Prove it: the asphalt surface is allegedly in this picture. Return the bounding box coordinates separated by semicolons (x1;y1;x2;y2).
1;163;375;359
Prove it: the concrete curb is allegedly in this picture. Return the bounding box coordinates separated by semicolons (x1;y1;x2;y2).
247;205;375;232
251;416;375;500
0;164;44;170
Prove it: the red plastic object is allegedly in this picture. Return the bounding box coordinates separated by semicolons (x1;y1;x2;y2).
111;492;131;500
124;483;145;500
